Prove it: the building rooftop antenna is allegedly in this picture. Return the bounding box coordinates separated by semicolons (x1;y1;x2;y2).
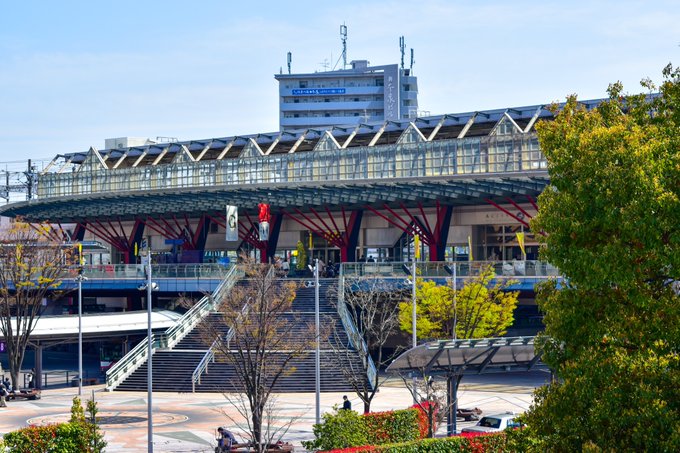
287;51;292;74
410;48;415;73
340;24;348;69
399;36;405;70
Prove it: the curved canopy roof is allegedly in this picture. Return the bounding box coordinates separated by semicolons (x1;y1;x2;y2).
1;173;548;223
386;336;543;377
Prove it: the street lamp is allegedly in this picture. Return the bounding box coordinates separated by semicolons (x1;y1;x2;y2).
444;263;459;435
75;267;88;396
402;260;418;405
307;259;320;425
444;264;458;341
138;259;158;453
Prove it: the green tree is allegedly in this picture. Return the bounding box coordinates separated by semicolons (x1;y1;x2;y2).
399;265;519;340
295;240;307;271
524;66;680;451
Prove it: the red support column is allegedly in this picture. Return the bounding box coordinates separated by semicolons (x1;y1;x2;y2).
340;210;363;262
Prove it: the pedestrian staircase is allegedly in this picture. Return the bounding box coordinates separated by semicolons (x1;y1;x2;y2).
113;278;368;393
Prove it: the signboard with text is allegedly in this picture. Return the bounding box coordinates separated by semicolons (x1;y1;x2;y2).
292;88;346;95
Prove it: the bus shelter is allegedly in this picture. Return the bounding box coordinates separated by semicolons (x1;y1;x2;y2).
386;336;544;435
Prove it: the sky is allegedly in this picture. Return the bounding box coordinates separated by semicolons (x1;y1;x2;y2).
0;0;678;170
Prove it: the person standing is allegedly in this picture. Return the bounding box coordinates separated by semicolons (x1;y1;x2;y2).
0;384;7;407
342;395;352;410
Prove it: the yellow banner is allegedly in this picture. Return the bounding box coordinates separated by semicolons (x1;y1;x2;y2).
134;242;138;257
468;236;473;261
78;243;84;265
414;234;421;260
308;232;313;250
516;232;526;258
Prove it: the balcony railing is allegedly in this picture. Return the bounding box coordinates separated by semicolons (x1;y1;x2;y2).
73;264;231;280
340;260;560;279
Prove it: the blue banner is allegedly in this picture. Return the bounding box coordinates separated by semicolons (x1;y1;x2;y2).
292;88;346;95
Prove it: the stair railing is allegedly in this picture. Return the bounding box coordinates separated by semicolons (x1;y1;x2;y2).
104;333;156;392
336;269;378;390
192;338;217;393
106;265;242;391
160;265;242;350
192;294;250;392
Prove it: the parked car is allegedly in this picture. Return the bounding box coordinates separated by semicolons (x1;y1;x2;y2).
461;412;520;433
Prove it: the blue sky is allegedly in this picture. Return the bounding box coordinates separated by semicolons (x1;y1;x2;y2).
0;0;678;167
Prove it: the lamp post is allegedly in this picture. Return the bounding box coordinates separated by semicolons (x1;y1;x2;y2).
308;259;321;425
444;262;459;435
75;268;88;396
138;258;157;453
411;258;417;404
146;258;153;453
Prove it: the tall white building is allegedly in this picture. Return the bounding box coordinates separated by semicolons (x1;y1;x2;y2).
275;60;418;131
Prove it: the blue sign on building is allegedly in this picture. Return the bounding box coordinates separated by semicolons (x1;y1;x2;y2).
292;88;346;95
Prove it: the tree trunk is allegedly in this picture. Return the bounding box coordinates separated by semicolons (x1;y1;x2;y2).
9;347;25;389
252;406;263;452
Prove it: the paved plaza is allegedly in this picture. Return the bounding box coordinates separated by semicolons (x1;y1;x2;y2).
0;371;548;452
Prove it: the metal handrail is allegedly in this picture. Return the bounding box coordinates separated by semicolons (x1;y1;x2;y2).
106;265;242;391
161;265;240;350
336;270;378;391
104;333;155;391
340;260;561;279
71;263;231;280
191;296;250;392
191;339;217;393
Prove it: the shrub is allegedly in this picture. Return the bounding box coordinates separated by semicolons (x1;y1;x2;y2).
325;432;508;453
304;407;424;452
303;408;368;451
2;396;106;452
364;409;422;445
409;401;439;438
2;424;60;452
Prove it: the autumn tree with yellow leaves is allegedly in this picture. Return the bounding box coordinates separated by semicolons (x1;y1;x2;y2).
0;222;69;389
399;265;519;340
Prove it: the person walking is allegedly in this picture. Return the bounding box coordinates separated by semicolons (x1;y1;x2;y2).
342;395;352;411
0;383;8;407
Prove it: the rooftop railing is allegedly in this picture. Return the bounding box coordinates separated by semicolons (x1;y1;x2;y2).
37;135;547;199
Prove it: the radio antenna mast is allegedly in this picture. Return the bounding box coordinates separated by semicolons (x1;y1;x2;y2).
410;48;415;72
399;36;405;70
287;51;292;74
340;24;348;69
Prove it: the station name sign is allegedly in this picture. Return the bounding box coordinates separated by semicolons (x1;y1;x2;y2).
292;88;346;95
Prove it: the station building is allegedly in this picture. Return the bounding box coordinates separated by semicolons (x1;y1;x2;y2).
0;98;597;387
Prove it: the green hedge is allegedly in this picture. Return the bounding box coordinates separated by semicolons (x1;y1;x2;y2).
326;432;508;453
303;407;425;451
364;409;422;445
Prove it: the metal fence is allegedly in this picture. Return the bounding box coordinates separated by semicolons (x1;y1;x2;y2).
37;135;547;199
